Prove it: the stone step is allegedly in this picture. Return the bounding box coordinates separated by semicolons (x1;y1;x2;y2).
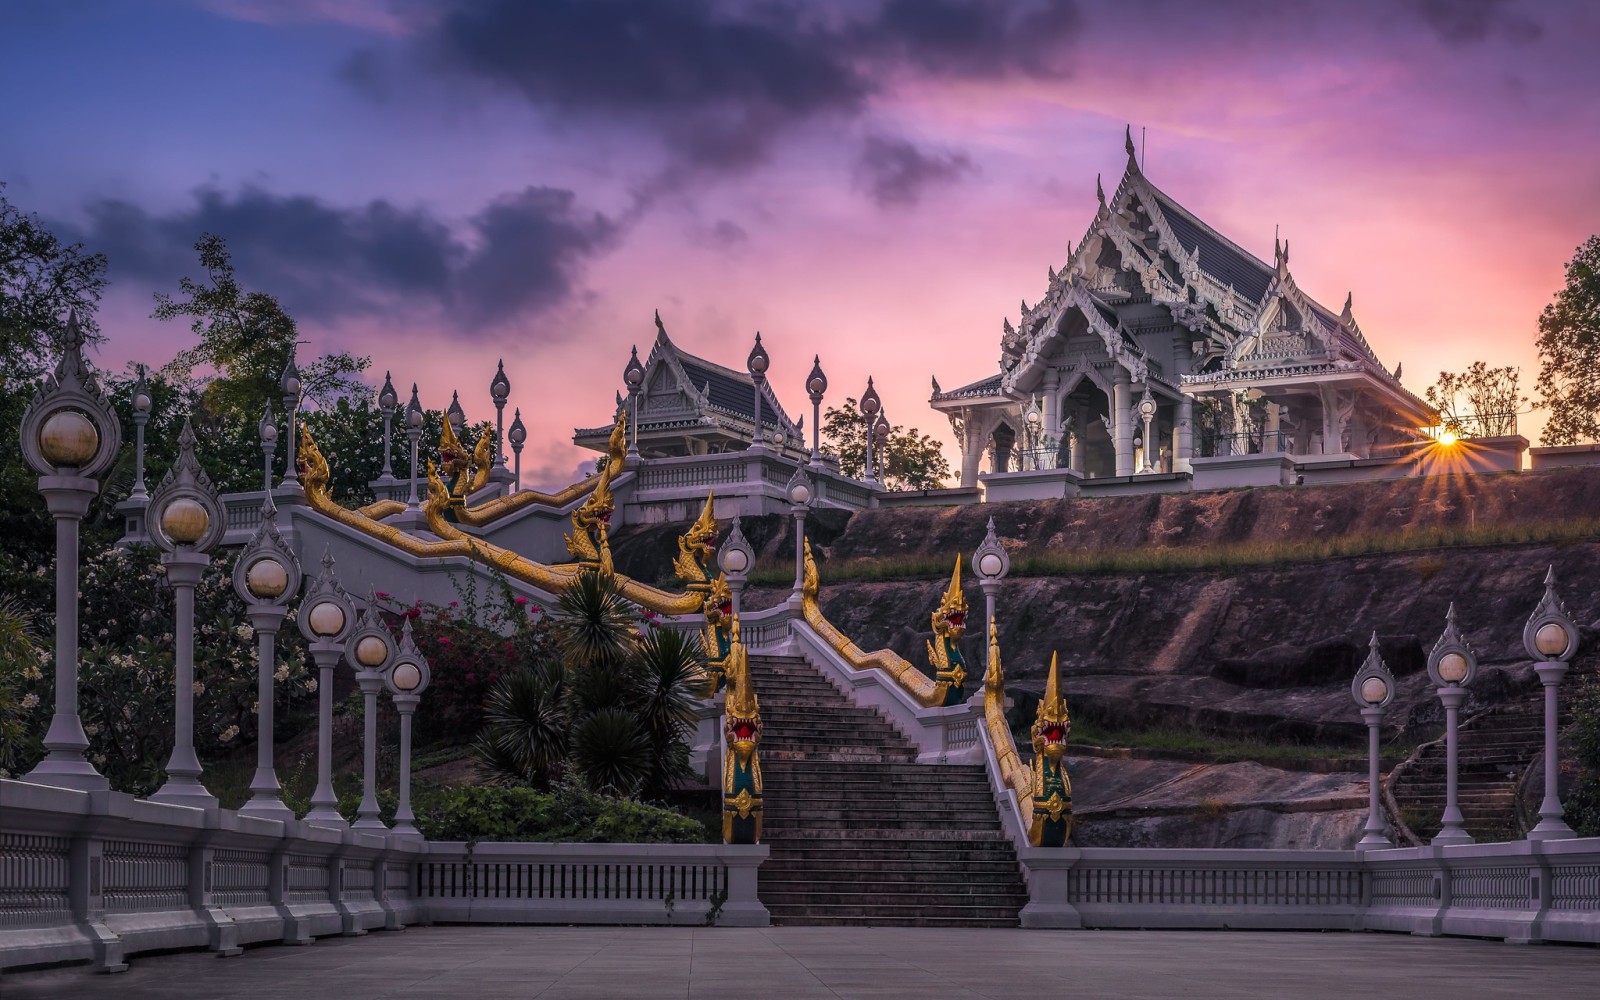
762;899;1026;921
768;914;1020;928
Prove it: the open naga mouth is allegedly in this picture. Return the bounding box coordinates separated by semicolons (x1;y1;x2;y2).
1039;724;1067;745
727;715;762;746
945;610;965;629
717;599;733;618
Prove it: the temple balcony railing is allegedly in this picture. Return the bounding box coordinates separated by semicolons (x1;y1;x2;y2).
625;449;874;522
1196;429;1291;458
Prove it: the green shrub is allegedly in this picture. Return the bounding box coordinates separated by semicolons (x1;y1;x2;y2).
336;781;709;844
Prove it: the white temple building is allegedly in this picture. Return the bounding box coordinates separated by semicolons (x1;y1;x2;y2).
931;129;1439;493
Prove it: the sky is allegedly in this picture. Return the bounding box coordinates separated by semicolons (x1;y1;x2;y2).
3;0;1597;488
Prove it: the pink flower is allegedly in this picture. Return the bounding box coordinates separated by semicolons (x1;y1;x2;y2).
449;601;459;608
513;596;528;607
437;636;451;646
375;591;391;600
466;672;476;681
530;606;543;614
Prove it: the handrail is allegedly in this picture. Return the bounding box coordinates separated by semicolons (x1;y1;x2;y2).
798;539;944;707
983;630;1035;839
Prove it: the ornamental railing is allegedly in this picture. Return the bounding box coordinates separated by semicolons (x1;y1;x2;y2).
1430;411;1521;440
1195;429;1290;458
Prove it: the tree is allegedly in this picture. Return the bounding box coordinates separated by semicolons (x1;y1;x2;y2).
1536;235;1600;445
1425;362;1527;438
0;183;108;384
821;396;953;490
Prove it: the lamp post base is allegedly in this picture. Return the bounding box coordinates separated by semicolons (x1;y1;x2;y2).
24;750;110;791
150;775;218;810
1528;816;1576;841
304;805;348;830
238;790;297;824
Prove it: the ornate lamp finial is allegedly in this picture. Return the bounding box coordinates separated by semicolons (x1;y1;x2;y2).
148;418;225;554
446;390;465;432
379;370;398;412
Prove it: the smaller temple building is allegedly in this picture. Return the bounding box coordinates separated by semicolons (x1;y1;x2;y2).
573;313;809;463
931;129;1437;492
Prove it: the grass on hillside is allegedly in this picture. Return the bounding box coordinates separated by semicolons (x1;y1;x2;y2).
1066;718;1417;764
749;516;1600;585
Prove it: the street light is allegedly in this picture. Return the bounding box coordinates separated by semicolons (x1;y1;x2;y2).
874;413;891;485
624;346;645;463
280;352;303;497
1350;632;1396;848
258;401;278;494
405;384;424;510
1138;388;1157;474
1426;603;1477;846
786;467;813;611
378;371;399;482
718;517;755;618
508;409;527;492
345;598;398;831
383;618;431;839
1024;397;1042;471
490;360;511;477
19;312;123;790
232;498;302;822
747;333;769;453
860;377;881;483
148;418;227;809
971;516;1010;653
299;551;357;829
130;364;152;502
446;390;466;437
1524;566;1579;841
806;356;827;469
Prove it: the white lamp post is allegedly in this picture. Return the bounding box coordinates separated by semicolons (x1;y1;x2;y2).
279;353;303;497
1024;397;1042;471
873;414;891;486
233;498;302;822
719;518;754;618
860;377;881;483
19;312;123;790
1137;388;1157;474
1351;632;1396;848
971;517;1010;652
1426;603;1477;846
806;356;827;469
383;619;430;839
1524;567;1578;841
378;371;399;482
258;401;277;494
404;385;423;510
747;333;770;453
508;409;527;491
130;364;152;502
345;599;398;831
624;346;645;463
446;390;465;438
490;360;512;482
299;552;357;828
148;419;227;809
786;467;813;612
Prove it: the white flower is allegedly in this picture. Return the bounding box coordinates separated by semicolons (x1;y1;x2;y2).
23;664;42;681
192;681;206;696
234;625;252;641
20;693;39;710
274;664;289;683
91;753;107;766
251;701;260;715
219;725;239;743
304;678;318;693
84;723;100;736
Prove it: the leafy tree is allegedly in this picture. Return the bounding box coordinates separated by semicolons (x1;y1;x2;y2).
473;571;704;799
1424;362;1527;437
821;396;952;490
0;183;108;384
1535;236;1600;445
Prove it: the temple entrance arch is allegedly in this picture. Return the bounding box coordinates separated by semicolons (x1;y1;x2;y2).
1054;372;1114;477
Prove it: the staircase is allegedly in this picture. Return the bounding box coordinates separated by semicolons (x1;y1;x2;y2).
1389;704;1543;842
750;653;1028;926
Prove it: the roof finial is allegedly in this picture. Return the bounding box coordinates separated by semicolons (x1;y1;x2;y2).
1125;124;1138;171
654;309;667;338
1341;291;1353;320
1095;172;1106;207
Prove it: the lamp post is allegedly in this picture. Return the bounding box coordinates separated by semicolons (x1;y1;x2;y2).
130;364;152;502
404;384;423;510
345;599;397;831
378;371;398;482
747;333;769;453
490;360;512;481
149;419;227;809
259;401;278;494
508;409;527;492
299;553;357;828
280;352;303;497
1024;397;1042;471
446;390;465;437
20;312;123;790
786;467;813;612
806;356;827;469
873;414;891;487
971;517;1010;652
384;619;431;839
1351;632;1396;848
233;499;302;822
624;346;645;463
1426;604;1477;846
1524;567;1579;841
719;517;754;618
860;378;881;483
1137;388;1157;474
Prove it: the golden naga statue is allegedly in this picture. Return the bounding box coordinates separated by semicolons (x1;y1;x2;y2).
721;618;763;845
701;575;735;694
983;627;1073;847
466;431;494;496
448;409;628;527
296;423;705;616
564;466;615;575
439;417;472;497
799;539;950;707
673;493;718;587
925;556;970;706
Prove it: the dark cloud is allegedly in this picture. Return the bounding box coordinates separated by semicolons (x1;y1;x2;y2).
706;219;749;248
364;0;1083;172
66;185;616;327
1407;0;1541;44
854;135;974;208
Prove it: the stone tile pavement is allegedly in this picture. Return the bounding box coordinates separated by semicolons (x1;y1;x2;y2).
3;926;1596;999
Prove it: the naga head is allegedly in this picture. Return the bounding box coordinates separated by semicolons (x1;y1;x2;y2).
467;431;494;491
298;424;332;503
606;409;627;474
723;619;761;757
704;574;733;624
1030;652;1072;763
801;538;820;603
931;555;968;640
686;493;717;555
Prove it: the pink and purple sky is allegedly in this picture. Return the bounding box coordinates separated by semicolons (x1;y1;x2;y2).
4;0;1597;486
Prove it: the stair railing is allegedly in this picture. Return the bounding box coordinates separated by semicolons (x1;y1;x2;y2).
981;627;1034;845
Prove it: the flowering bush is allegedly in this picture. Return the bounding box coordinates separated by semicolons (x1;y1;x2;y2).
0;544;317;793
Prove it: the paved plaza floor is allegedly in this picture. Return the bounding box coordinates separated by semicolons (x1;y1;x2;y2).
4;925;1597;999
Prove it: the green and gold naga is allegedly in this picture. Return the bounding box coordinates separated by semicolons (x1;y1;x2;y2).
700;575;734;695
721;619;763;845
1028;652;1074;847
926;556;970;707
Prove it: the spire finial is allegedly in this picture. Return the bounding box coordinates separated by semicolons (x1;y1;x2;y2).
1096;172;1106;206
1125;124;1138;171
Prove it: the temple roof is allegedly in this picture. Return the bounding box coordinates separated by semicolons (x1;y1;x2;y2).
1148;187;1274;303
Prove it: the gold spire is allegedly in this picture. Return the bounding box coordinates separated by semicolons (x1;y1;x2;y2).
1037;651;1070;728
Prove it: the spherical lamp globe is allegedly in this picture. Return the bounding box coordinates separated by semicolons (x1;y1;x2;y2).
391;661;423;692
978;552;1004;579
354;634;389;668
1360;677;1389;705
722;548;749;574
246;558;289;599
1535;622;1569;658
40;410;99;467
307;601;346;638
161;498;211;544
1437;652;1469;685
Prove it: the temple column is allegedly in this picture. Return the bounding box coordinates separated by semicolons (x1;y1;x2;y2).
1264;402;1282;453
1041;370;1061;451
960;410;984;487
1070;404;1086;473
1174;395;1193;473
1112;369;1134;477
